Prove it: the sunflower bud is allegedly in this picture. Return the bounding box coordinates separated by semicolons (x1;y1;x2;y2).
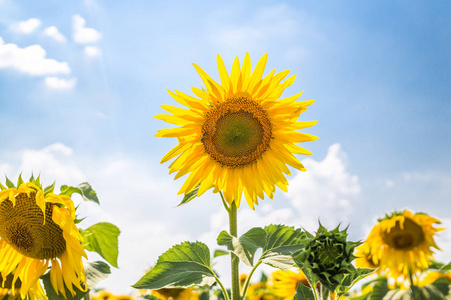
293;224;361;292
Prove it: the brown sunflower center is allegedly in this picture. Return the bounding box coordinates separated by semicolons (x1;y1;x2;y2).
201;94;272;168
0;192;66;260
382;218;425;251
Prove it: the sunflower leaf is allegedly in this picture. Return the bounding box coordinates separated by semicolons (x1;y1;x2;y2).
294;281;315;300
16;173;24;188
368;277;389;300
217;227;266;267
440;261;451;272
132;241;216;289
41;261;111;300
260;224;306;270
44;181;56;196
60;182;100;204
82;222;120;268
177;184;200;207
213;249;229;257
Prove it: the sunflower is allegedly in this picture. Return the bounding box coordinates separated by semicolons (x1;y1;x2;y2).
155;53;317;209
91;290;136;300
246;281;277;300
0;176;87;299
356;210;443;279
271;269;309;300
150;288;199;300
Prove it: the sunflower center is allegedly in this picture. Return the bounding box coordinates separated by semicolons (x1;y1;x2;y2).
202;94;272;168
382;218;425;250
0;192;66;260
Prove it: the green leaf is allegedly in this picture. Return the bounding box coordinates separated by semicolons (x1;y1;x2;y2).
217;227;266;266
132;241;216;289
0;182;6;190
440;262;451;272
369;277;389;300
82;222;120;268
60;182;99;204
177;184;200;207
41;261;110;300
213;249;229;258
294;282;315;300
431;277;450;296
84;261;111;289
337;268;376;297
261;224;306;270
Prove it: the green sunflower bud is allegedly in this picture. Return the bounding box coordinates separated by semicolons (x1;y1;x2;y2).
293;224;361;293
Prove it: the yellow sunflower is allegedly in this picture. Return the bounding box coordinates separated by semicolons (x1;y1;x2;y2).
150;287;199;300
91;290;136;300
155;53;317;209
0;177;87;299
246;281;277;300
271;269;320;300
356;210;444;279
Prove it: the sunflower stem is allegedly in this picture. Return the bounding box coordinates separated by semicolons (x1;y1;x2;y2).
83;293;91;300
240;260;262;298
228;201;240;300
321;286;329;300
408;269;419;300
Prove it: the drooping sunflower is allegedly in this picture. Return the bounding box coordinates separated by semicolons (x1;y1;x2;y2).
155;53;317;208
0;176;87;299
355;210;443;279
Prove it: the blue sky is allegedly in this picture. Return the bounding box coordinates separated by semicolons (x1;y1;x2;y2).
1;0;450;295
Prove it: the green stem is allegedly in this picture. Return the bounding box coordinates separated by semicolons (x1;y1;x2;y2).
240;260;262;298
321;286;329;300
83;293;91;300
408;269;418;300
229;201;240;300
307;278;320;300
212;271;231;300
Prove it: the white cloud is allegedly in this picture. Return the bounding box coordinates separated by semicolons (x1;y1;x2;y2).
84;45;102;57
42;26;66;43
0;38;70;75
286;143;361;230
19;143;86;184
12;18;41;34
44;77;77;90
72;14;102;44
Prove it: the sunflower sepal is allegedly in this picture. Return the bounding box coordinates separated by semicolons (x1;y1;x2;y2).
60;182;100;204
41;261;111;300
80;222;120;268
133;241;217;290
177;184;201;207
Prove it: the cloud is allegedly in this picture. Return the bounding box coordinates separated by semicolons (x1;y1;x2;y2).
44;77;77;90
286;143;361;230
11;18;41;34
19;143;86;183
84;45;102;58
0;37;70;75
42;26;66;43
72;14;102;44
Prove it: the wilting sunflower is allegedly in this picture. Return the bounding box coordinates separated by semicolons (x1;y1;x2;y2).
356;210;443;279
0;176;87;299
271;269;310;300
155;53;317;208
